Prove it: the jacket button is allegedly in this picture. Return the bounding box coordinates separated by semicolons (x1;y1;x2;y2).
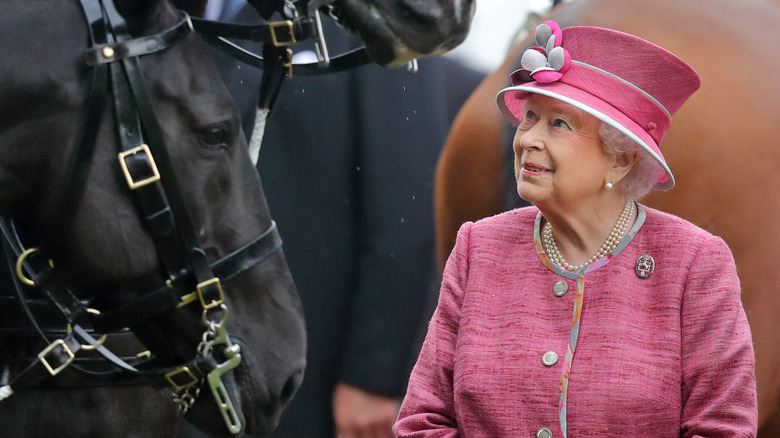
536;427;553;438
553;281;567;297
541;351;558;366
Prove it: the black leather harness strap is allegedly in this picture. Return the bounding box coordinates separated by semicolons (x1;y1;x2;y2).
189;0;372;101
190;15;316;44
199;33;371;76
1;220;141;386
91;222;283;333
84;14;194;66
3;219;281;341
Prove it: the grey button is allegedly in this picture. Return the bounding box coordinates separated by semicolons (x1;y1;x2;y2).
541;351;558;367
553;281;568;297
536;427;553;438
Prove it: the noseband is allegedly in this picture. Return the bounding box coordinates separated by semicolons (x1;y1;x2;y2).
0;0;289;434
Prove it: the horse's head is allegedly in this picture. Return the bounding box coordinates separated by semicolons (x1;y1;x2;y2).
0;0;305;436
309;0;475;66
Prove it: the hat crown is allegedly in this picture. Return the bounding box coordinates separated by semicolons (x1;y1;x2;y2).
558;26;700;116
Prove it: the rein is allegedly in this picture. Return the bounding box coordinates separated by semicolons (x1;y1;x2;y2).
0;0;293;435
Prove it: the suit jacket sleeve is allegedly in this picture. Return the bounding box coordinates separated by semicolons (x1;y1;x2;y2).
680;234;758;437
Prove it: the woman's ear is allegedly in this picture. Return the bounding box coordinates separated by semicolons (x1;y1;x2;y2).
609;151;637;183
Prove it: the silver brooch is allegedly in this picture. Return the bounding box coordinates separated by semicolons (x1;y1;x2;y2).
635;255;655;279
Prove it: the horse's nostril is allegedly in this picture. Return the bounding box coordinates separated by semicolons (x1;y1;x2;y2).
280;369;304;404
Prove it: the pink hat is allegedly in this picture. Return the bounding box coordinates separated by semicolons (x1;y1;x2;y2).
496;21;701;190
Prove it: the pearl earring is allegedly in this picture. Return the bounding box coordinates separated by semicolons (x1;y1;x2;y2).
605;182;614;189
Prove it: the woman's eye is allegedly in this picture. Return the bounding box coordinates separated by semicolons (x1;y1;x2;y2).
199;122;231;149
553;118;570;129
518;111;536;127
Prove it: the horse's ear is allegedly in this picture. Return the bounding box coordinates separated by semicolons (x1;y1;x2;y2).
170;0;208;17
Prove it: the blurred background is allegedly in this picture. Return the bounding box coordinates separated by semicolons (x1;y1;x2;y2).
445;0;554;73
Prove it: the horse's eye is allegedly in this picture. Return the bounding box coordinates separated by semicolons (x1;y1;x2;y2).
199;121;231;150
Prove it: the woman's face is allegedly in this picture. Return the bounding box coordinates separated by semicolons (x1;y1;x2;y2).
513;94;614;209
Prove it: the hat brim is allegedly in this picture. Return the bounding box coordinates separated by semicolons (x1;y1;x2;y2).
497;82;674;191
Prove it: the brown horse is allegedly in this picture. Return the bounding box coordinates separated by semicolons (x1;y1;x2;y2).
434;0;780;434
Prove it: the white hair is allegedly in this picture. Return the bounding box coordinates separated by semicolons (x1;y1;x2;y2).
599;122;661;201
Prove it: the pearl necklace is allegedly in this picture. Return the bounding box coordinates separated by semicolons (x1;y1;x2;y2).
543;200;635;271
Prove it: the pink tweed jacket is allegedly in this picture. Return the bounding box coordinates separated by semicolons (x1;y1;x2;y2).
394;205;757;438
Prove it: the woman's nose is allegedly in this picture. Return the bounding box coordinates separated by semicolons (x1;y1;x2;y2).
516;124;545;152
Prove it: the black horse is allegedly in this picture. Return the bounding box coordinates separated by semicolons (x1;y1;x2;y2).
0;0;473;437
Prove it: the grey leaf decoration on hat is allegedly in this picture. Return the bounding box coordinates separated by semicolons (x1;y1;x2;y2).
548;47;567;71
518;21;572;84
521;48;550;74
535;23;553;47
545;35;557;54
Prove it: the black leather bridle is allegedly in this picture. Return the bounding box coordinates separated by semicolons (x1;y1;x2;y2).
0;0;332;435
0;0;391;434
190;0;384;113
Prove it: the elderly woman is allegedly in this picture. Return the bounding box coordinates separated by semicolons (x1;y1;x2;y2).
393;21;757;438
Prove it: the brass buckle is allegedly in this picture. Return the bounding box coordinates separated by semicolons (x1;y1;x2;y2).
197;278;224;310
165;366;199;391
38;339;75;376
118;144;161;190
15;247;52;287
269;20;296;47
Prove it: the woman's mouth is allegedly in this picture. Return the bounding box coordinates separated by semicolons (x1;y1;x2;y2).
521;163;553;175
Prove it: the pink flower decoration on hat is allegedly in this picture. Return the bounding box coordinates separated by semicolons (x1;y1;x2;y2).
519;21;572;83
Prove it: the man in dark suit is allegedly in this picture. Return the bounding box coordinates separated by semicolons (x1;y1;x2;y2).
181;5;484;437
